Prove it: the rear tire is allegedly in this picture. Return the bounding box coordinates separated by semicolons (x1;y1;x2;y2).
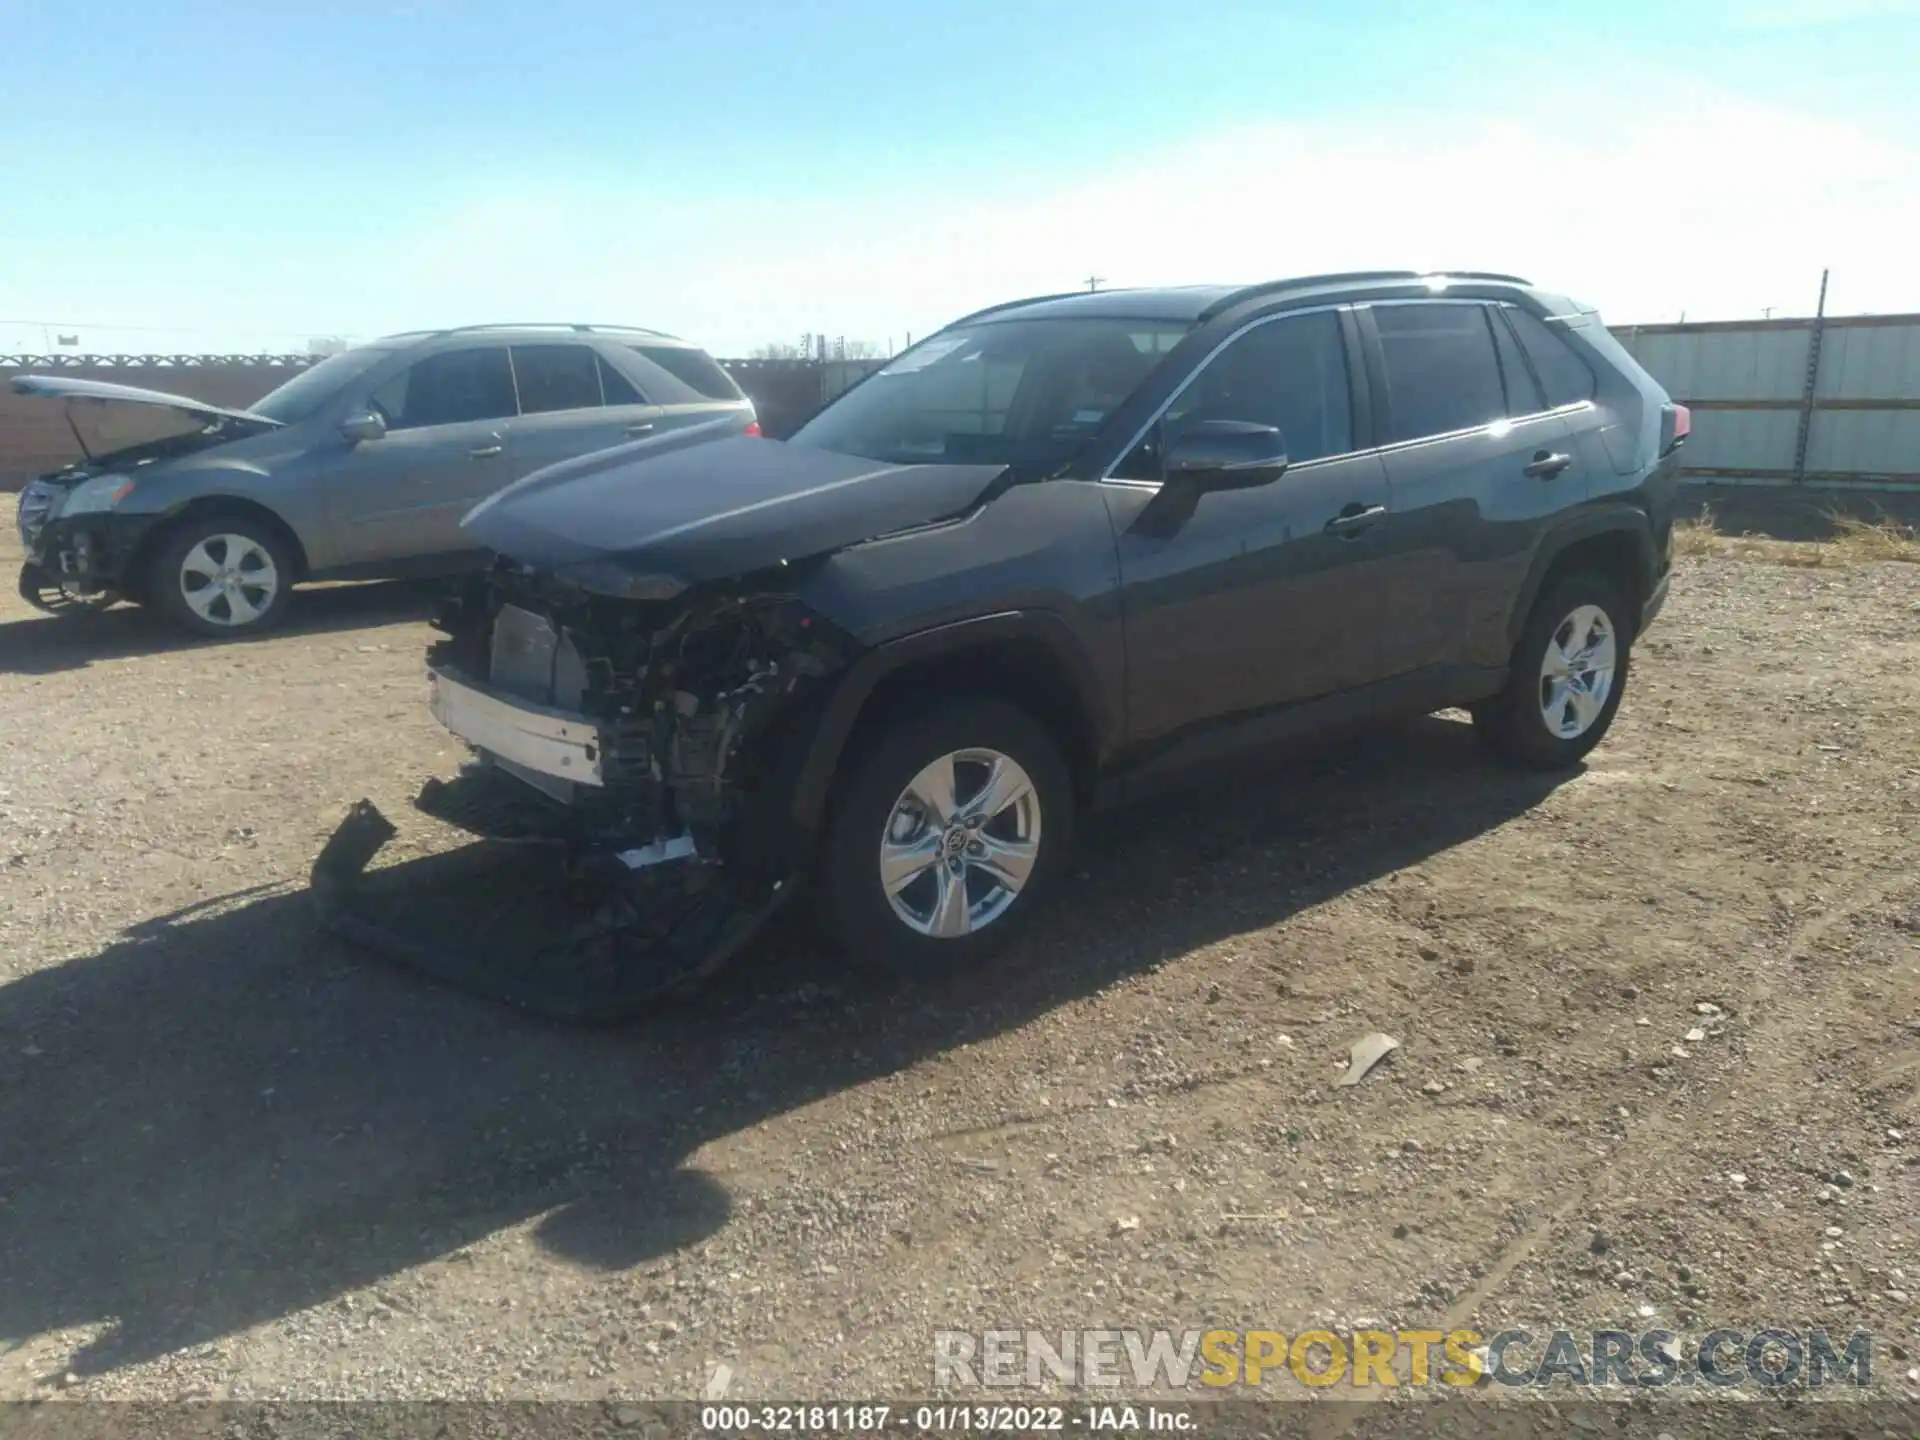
817;697;1074;973
149;515;295;638
1474;572;1633;770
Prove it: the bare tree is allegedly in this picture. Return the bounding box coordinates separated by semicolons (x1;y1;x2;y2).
750;341;806;359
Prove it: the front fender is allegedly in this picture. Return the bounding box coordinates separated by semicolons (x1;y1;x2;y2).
785;609;1112;844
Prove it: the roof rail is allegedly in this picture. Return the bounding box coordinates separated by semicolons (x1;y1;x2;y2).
1197;272;1419;319
414;322;684;341
941;290;1113;328
1198;269;1534;319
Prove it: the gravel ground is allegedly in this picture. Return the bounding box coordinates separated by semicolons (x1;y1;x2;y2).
1;493;1917;1411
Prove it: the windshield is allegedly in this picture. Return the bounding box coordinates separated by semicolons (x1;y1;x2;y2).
249;347;393;423
788;317;1190;475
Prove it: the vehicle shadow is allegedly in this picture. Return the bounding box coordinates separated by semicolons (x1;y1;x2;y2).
0;579;443;676
0;715;1570;1378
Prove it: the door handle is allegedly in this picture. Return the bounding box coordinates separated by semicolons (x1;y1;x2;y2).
468;437;504;459
1324;502;1387;537
1523;450;1572;479
624;422;656;438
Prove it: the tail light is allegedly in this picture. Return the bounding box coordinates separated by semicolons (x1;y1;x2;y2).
743;420;762;437
1659;401;1690;456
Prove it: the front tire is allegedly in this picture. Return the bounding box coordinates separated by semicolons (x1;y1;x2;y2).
1474;572;1633;770
817;697;1074;972
149;516;295;637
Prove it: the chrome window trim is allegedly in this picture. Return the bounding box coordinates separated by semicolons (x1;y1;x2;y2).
1366;297;1596;446
1097;301;1359;485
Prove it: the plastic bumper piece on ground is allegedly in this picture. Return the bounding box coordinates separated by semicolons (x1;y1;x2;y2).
309;793;790;1023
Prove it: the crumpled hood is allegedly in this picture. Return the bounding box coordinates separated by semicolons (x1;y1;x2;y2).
10;373;284;464
461;423;1008;596
9;374;283;428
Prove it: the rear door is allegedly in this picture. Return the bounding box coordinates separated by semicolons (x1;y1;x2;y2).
618;343;752;438
322;344;520;565
503;342;660;480
1360;300;1592;679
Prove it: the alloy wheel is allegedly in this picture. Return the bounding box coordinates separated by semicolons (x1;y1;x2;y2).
179;533;280;628
1538;603;1617;740
879;747;1042;939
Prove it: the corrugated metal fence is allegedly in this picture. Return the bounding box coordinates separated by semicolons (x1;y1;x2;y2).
1612;313;1920;488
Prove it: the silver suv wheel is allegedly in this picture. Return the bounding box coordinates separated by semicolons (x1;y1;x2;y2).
879;747;1042;939
179;533;281;628
1538;603;1617;739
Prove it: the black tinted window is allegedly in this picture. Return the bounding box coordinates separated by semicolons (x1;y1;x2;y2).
1505;307;1597;406
1374;304;1506;442
1489;309;1545;415
511;345;602;414
598;355;645;405
1127;311;1351;476
371;347;516;429
630;345;741;401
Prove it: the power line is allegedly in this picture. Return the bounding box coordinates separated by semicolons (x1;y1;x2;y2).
0;317;339;337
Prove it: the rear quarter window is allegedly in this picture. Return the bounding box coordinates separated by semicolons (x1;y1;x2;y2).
1504;307;1597;407
625;345;743;403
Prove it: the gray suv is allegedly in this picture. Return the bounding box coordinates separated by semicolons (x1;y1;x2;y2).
12;324;758;636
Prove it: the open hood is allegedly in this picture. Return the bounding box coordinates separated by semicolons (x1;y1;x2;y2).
462;424;1007;597
9;374;286;429
10;374;285;464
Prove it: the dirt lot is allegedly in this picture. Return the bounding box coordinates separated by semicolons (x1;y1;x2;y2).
1;494;1916;1408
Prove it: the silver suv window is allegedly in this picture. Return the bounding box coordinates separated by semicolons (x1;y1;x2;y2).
371;347;517;430
510;344;602;414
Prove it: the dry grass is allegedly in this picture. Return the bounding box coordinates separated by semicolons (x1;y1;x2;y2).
1672;505;1920;568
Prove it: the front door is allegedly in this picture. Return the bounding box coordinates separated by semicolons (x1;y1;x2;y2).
322;344;520;565
1101;307;1395;747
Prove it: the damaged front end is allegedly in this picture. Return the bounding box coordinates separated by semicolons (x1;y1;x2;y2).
311;557;858;1021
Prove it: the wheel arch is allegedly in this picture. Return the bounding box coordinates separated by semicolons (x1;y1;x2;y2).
1508;511;1657;649
132;496;312;590
787;612;1113;847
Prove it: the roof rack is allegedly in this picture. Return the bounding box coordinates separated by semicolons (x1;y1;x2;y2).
398;322;684;342
1197;269;1532;320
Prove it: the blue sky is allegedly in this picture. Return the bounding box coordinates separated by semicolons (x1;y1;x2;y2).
2;0;1916;356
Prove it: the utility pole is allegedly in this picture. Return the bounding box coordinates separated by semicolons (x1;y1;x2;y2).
1084;275;1104;292
1762;307;1774;319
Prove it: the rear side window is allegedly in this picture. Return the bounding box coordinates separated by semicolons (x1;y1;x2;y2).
1488;309;1546;415
511;345;603;414
628;345;742;401
1504;307;1597;406
371;347;516;430
597;355;645;405
1372;304;1506;443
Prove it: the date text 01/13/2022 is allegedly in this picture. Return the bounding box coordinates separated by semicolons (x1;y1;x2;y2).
699;1404;1197;1432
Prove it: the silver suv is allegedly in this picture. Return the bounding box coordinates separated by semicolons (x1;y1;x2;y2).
12;323;759;636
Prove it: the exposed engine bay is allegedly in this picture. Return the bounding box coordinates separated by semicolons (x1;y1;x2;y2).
311;557;858;1020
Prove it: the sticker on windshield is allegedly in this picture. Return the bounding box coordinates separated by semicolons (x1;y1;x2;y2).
879;337;971;375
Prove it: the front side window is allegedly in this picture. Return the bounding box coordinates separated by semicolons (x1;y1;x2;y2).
1373;303;1506;443
1118;310;1353;479
788;317;1190;477
249;347;393;423
370;347;517;430
511;344;603;414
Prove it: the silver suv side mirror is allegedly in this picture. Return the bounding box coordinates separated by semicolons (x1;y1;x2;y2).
340;411;387;444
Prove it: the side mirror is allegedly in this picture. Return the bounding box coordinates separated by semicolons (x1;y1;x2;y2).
340;411;387;444
1162;418;1288;489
